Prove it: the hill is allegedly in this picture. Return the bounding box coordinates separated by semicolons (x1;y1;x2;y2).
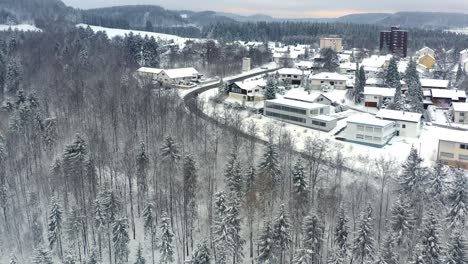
336;13;391;24
378;11;468;29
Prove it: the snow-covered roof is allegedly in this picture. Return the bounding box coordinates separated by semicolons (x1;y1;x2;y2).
266;98;327;110
439;129;468;143
347;114;395;127
234;79;266;91
431;89;467;100
295;61;314;68
366;78;384;86
310;72;347;81
423;90;432;97
284;89;321;103
376;109;422;123
137;67;163;74
163;67;199;79
311;115;337;122
364;87;395;97
278;68;306;76
361;55;392;69
452;102;468;112
339;62;358;70
321;90;347;103
420;79;449;89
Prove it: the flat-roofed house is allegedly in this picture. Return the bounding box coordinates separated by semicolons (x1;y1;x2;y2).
158;67;202;85
363;87;395;108
438;130;468;169
376;109;422;137
431;89;467;106
277;68;308;85
420;79;449;90
137;67;163;80
344;114;396;147
451;102;468;124
309;72;347;90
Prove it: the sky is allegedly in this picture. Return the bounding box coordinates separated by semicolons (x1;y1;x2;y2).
62;0;468;18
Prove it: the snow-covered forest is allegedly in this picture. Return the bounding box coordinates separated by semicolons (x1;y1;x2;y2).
0;26;467;264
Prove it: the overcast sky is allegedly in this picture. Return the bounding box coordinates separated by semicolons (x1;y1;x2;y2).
62;0;468;18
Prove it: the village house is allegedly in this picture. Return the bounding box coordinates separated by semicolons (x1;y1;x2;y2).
361;55;392;77
451;102;468;124
137;67;163;80
228;79;266;101
343;114;396;147
376;109;422;138
309;72;347;90
438;130;468;169
363;87;395;108
137;67;202;86
430;89;467;106
320;36;343;52
277;68;308;85
420;78;449;90
418;47;436;70
339;62;358;75
460;49;468;72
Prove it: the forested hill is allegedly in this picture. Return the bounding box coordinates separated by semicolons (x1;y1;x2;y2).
378;12;468;29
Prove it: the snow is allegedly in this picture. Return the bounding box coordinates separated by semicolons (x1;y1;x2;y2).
420;78;449;89
277;68;306;76
284;89;321;102
376;109;422;123
346;114;394;127
439;129;468;142
311;115;337;121
452;102;468;112
137;67;163;74
164;67;199;79
361;55;392;70
363;87;395;97
266;98;327;110
76;24;205;47
0;24;42;32
431;89;466;100
310;72;347;81
234;79;266;91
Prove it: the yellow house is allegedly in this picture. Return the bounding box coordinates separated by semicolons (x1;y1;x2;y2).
418;53;436;70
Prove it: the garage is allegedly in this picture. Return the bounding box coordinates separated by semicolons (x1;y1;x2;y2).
365;102;378;107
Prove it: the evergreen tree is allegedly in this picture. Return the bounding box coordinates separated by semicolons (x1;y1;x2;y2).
303;210;324;263
445;231;467;264
136;142;149;205
47;198;62;256
9;254;18;264
272;204;292;262
321;48;339;72
257;222;277;264
160;212;175;264
191;240;211;264
224;152;243;198
405;58;424;113
87;250;99;264
352;204;375;264
427;161;448;204
292;159;308;220
143;202;156;264
112;218;130;264
390;195;414;247
4;57;22;94
421;211;443;264
398;146;426;196
264;77;277;100
354;65;366;103
134;243;146;264
447;170;468;228
63;134;88;207
293;249;313;264
455;64;465;84
32;247;54;264
386;57;403;110
258;143;281;189
334;208;350;260
381;234;398;264
63;254;77;264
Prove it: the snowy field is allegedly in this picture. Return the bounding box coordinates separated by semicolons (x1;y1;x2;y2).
446;28;468;35
76;24;205;47
0;24;42;32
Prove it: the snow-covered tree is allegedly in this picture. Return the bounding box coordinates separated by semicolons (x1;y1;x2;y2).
191;240;211;264
398;146;426;196
160;212;175;264
405;58;424;113
293;249;313;264
427;161;449;204
224;152;243;199
354;65;366;103
47;197;63;257
273;204;292;263
421;211;443;264
334;208;350;260
386;57;401;89
63;254;77;264
258;143;281;201
352;204;375;264
381;234;398;264
264;77;277;100
445;231;467;264
390;195;414;247
136;142;149;206
321;48;339;72
4;57;22;94
32;247;54;264
134;243;146;264
112;218;130;264
447;170;468;228
257;222;277;264
9;254;18;264
143;202;156;264
303;209;324;263
87;250;99;264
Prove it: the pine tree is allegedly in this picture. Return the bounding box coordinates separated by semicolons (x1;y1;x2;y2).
352;204;375;264
293;249;313;264
292;159;308;204
445;231;467;264
427;160;448;204
272;204;292;263
191;240;211;264
381;234;398;264
257;222;277;264
32;247;54;264
134;243;146;264
354;65;366;104
421;211;443;264
334;208;349;260
87;250;99;264
226;192;245;263
321;48;339;72
65;207;83;259
160;212;175;264
63;134;88;207
264;77;277;100
9;254;18;264
143;202;156;264
390;195;414;247
258;143;281;193
303;210;324;263
48;197;63;257
4;57;22;94
112;218;130;264
224;152;243;199
386;57;403;110
405;58;424;113
136;142;149;207
398;146;426;196
447;170;468;228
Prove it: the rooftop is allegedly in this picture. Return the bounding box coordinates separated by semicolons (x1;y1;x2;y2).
311;115;337;122
420;79;449;88
234;79;266;91
364;87;395;97
278;68;306;76
310;72;347;81
347;114;395;127
284;89;321;103
376;109;422;123
439;129;468;143
452;102;468;112
164;67;199;79
137;67;163;74
431;89;467;100
266;98;327;110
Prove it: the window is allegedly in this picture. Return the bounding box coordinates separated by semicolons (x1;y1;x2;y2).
402;124;406;129
311;110;319;116
312;120;326;127
459;154;468;161
365;126;374;133
265;111;306;123
330;81;335;85
374;128;382;133
440;152;454;159
357;125;364;131
441;141;455;148
365;136;373;141
461;113;465;116
374;96;378;99
461;144;468;150
356;134;364;139
266;104;307;115
320;108;324;114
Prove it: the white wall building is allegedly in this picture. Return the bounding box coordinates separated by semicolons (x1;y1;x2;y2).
277;68;308;85
343;114;396;147
320;36;343;52
376;109;422;138
420;79;449;90
137;67;202;85
363;87;395;108
309;72;347;90
451;102;468;124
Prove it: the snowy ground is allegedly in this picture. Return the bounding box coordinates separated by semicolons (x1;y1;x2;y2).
76;24;206;47
0;24;42;32
446;28;468;35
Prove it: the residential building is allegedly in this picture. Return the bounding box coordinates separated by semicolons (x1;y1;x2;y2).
418;47;435;58
451;102;468;124
320;36;343;52
138;67;202;85
431;89;467;106
264;98;335;130
343;114;396;147
363;87;395;108
460;49;468;72
361;55;392;77
228;79;266;101
309;72;347;90
380;26;408;57
438;130;468;169
418;53;436;70
277;68;308;85
339;62;358;75
137;67;163;80
420;79;449;90
376;109;422;138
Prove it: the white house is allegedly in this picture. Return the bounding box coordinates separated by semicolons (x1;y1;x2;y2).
138;67;202;85
420;79;449;90
228;79;266;101
363;87;395;108
277;68;308;85
431;89;467;106
361;55;392;77
309;72;347;90
339;62;358;75
376;109;422;138
137;67;163;80
343;114;396;147
264;98;334;130
309;115;338;132
451;102;468;124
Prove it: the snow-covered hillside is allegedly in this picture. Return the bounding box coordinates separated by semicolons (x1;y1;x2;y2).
0;24;42;32
76;23;205;47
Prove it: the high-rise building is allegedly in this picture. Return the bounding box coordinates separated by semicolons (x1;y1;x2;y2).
380;27;408;57
320;36;343;52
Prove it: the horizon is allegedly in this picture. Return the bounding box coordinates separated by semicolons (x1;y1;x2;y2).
62;0;468;19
